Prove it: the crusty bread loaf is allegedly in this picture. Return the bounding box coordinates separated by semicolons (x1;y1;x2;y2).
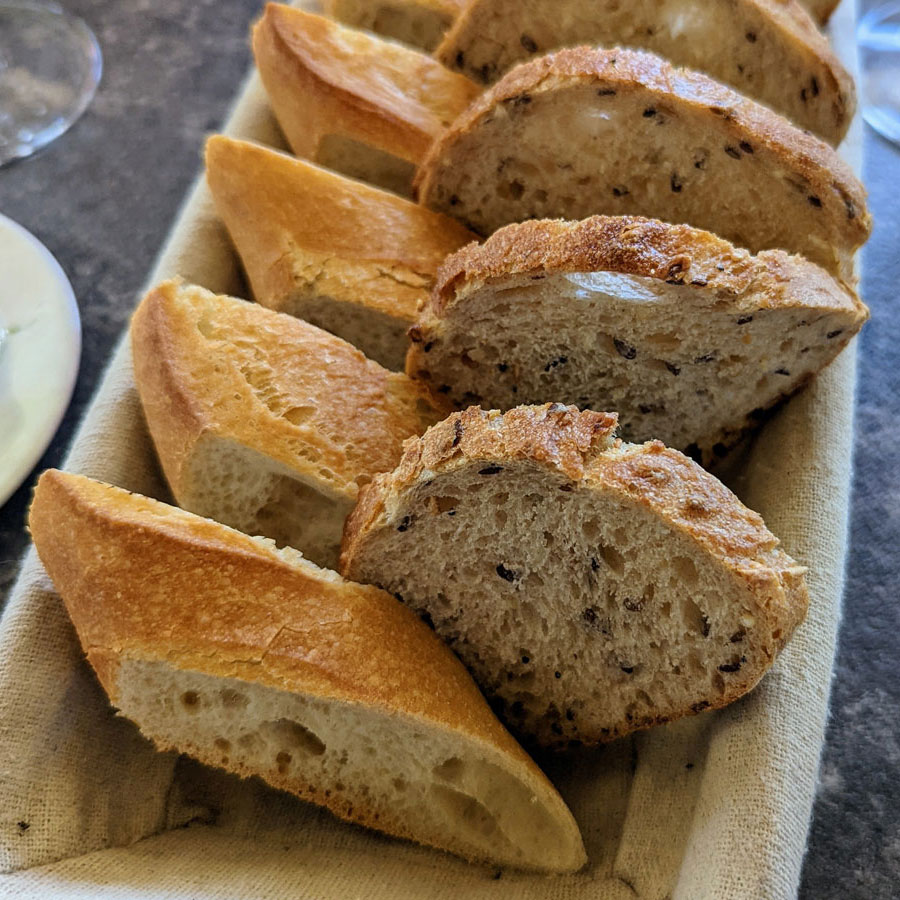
407;216;868;462
436;0;853;144
416;47;870;281
205;136;475;371
29;470;587;872
341;405;810;747
131;280;449;570
253;4;478;196
325;0;467;51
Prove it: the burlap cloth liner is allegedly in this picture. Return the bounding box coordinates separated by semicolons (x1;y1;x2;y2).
0;4;862;896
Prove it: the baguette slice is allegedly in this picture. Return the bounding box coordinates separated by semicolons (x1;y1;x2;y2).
253;4;479;196
131;280;449;570
341;405;810;747
325;0;467;51
416;46;870;281
436;0;853;143
408;216;867;462
205;136;475;371
29;470;586;872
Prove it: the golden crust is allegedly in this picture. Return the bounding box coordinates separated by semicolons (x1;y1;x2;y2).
421;215;866;322
131;279;451;504
28;470;586;869
205;136;474;325
415;46;870;275
254;4;479;165
341;404;809;739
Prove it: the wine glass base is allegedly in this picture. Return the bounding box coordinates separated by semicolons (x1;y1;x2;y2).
0;1;102;166
858;1;900;147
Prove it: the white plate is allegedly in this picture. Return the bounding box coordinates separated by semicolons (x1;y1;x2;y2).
0;213;81;507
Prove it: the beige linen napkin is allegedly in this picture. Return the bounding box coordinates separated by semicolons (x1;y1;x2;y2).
0;3;864;896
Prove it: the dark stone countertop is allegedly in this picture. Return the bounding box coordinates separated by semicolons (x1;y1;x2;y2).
0;1;897;895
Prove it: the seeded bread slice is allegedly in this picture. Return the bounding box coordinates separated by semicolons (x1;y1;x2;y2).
205;136;475;371
325;0;467;50
416;47;870;281
341;405;810;748
253;5;479;196
131;280;449;570
436;0;853;144
407;216;867;462
29;470;586;872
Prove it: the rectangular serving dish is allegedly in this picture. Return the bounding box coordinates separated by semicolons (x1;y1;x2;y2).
0;2;863;896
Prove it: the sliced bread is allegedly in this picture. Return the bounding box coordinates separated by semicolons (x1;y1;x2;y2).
341;405;810;748
325;0;838;47
436;0;853;144
415;47;870;281
29;470;587;872
407;216;868;462
253;4;479;196
205;135;475;371
131;280;449;570
325;0;467;51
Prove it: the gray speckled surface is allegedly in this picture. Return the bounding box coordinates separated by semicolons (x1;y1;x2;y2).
0;1;897;895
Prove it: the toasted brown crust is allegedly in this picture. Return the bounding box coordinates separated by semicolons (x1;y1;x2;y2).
341;405;809;738
28;469;585;869
422;215;866;321
254;5;479;165
131;279;450;504
205;136;475;324
415;46;870;277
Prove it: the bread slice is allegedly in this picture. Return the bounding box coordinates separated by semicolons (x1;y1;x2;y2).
326;0;838;46
253;4;478;196
341;405;810;748
205;136;475;371
436;0;853;144
131;280;449;570
407;216;867;462
29;470;587;872
325;0;467;51
416;47;870;281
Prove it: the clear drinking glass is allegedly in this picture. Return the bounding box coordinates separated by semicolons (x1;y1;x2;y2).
858;1;900;145
0;0;102;166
